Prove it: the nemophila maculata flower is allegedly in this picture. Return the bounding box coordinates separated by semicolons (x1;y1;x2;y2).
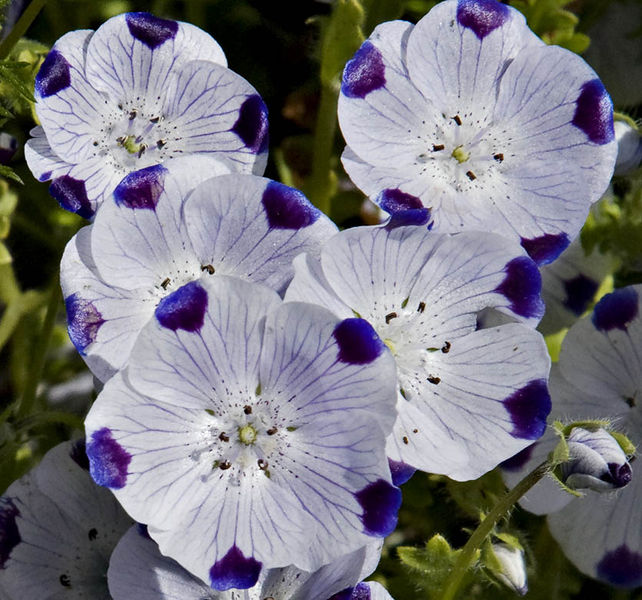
503;285;642;589
284;225;551;481
60;156;337;382
84;275;400;590
25;11;269;218
0;440;133;599
338;0;618;266
108;525;384;600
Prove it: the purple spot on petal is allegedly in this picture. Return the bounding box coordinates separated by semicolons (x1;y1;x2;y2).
328;588;355;600
385;208;433;230
262;181;319;229
520;232;570;266
39;170;52;182
389;458;416;486
87;428;131;489
341;41;386;99
70;439;90;471
378;188;423;213
356;479;401;537
495;256;544;320
65;294;104;354
334;318;385;365
0;498;20;568
597;545;642;588
563;274;598;316
572;79;614;145
114;164;166;210
35;49;70;97
351;583;372;600
505;380;551;440
155;281;208;332
232;95;269;154
125;12;178;49
456;0;510;39
50;175;94;219
592;287;638;332
501;443;535;471
209;545;262;591
602;462;632;488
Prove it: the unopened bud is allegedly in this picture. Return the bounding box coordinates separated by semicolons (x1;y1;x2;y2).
614;120;642;175
491;543;528;596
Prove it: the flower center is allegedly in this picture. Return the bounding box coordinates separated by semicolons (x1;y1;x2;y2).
451;145;470;164
238;424;258;445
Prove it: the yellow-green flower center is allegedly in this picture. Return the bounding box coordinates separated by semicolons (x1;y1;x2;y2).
239;424;258;445
451;145;470;164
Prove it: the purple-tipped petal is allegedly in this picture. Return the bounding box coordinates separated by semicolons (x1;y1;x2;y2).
114;165;167;210
378;188;423;213
231;95;269;154
262;181;319;229
35;49;71;98
520;233;570;266
385;208;433;230
209;545;262;591
456;0;510;39
504;379;551;440
155;281;208;333
334;318;385;365
356;479;401;537
592;287;639;332
604;462;632;488
572;79;614;145
563;274;599;316
50;175;94;219
125;12;178;49
341;41;386;99
495;256;544;320
0;498;21;568
87;428;131;489
65;294;104;354
596;545;642;589
388;458;416;486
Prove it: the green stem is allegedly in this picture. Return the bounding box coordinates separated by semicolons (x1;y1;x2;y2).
15;409;84;432
0;0;49;60
0;290;44;352
0;263;21;305
440;460;551;600
15;277;60;419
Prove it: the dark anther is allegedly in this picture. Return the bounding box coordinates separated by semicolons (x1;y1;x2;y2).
118;103;123;110
267;427;278;435
413;428;418;433
402;436;409;445
59;574;71;587
219;432;230;442
428;375;441;385
417;302;426;313
493;153;504;162
626;396;636;408
129;109;138;120
441;341;451;353
92;141;98;147
137;144;147;158
116;136;126;146
243;405;252;415
432;144;445;151
88;528;98;541
452;115;462;126
219;460;232;470
385;312;398;324
258;459;268;470
161;277;170;290
157;139;167;149
201;264;215;274
466;170;476;181
150;116;160;123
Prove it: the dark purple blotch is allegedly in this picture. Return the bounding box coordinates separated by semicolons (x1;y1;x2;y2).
596;545;642;588
125;12;178;49
341;41;386;99
601;462;632;488
495;256;544;320
70;438;90;471
504;379;551;440
209;545;262;591
563;274;598;316
385;208;433;230
572;79;614;145
114;164;167;210
378;188;423;213
520;232;570;266
334;318;385;365
0;498;21;568
231;95;269;154
355;479;401;537
136;523;151;539
39;170;52;182
50;175;94;219
262;181;320;229
388;458;416;486
328;588;354;600
65;294;105;354
456;0;510;39
351;583;372;600
35;49;71;97
87;428;131;489
500;443;535;471
155;280;208;332
592;287;639;332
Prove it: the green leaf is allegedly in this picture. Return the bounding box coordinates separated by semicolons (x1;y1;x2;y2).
0;60;35;103
362;0;404;35
446;468;507;519
0;164;22;184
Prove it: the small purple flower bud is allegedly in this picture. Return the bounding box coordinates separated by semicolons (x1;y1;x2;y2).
0;132;18;165
491;543;528;596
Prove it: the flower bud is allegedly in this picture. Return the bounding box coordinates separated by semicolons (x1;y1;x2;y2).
614;120;642;176
559;427;632;492
491;543;528;596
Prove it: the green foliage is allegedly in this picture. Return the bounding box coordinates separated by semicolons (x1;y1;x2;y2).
446;468;507;520
362;0;404;35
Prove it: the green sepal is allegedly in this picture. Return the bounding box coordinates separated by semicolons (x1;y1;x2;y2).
0;240;11;265
609;431;636;457
0;164;22;185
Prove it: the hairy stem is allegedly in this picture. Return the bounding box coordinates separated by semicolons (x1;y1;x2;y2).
0;0;49;60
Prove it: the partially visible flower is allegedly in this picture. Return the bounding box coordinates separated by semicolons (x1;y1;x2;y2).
85;276;400;589
0;133;17;165
613;120;642;176
61;156;337;382
285;225;551;480
25;12;269;218
338;0;617;265
0;440;133;599
490;543;528;596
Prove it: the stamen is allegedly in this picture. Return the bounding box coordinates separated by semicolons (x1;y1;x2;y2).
219;460;232;470
157;139;167;149
150;116;160;123
417;301;426;313
493;153;504;162
385;311;398;324
465;170;476;181
160;277;170;290
427;375;441;385
129;109;138;120
441;341;451;353
452;115;462;126
137;143;147;158
432;144;445;151
243;405;252;415
201;264;215;274
267;427;277;435
218;432;230;442
88;528;97;540
258;459;268;470
402;436;409;444
59;574;71;588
